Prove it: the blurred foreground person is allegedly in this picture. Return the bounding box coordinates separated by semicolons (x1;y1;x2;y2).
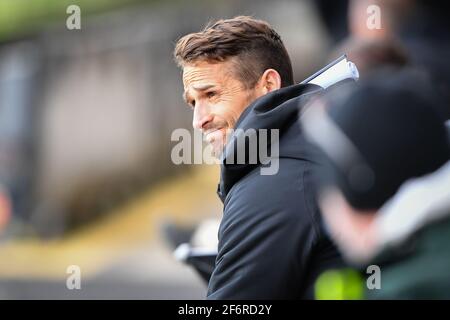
174;16;343;299
340;0;450;119
303;73;450;299
332;37;409;78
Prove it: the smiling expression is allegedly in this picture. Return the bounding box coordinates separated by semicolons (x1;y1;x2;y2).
182;59;260;157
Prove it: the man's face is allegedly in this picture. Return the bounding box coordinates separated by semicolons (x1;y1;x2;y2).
182;59;261;157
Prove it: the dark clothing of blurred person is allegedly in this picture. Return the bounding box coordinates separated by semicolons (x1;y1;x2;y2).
446;120;450;142
303;71;450;299
395;1;450;120
174;16;344;299
367;161;450;299
313;0;349;45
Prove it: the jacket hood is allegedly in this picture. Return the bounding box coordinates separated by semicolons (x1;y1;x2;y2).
217;83;322;202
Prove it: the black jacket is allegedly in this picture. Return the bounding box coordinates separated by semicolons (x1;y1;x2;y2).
207;83;344;299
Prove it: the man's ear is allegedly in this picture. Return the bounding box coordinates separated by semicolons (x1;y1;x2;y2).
259;69;282;94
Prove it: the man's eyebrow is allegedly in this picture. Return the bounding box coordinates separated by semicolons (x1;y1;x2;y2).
193;84;215;91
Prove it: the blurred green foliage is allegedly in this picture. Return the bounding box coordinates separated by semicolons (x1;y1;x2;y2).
0;0;146;41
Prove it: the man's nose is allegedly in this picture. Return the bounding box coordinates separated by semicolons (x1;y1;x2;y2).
192;103;213;130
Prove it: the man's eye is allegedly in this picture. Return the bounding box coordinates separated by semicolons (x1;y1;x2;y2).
206;91;216;99
189;100;196;108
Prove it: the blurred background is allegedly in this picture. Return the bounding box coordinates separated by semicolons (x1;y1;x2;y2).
0;0;448;299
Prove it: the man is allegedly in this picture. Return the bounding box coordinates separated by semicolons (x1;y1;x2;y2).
302;73;450;299
174;16;343;299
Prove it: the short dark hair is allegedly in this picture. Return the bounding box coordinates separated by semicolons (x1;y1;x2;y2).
174;16;294;88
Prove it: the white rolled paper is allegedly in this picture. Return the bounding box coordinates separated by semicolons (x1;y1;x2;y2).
306;56;359;89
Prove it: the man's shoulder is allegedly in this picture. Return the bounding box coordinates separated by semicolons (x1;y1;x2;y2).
226;157;305;202
223;158;319;228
